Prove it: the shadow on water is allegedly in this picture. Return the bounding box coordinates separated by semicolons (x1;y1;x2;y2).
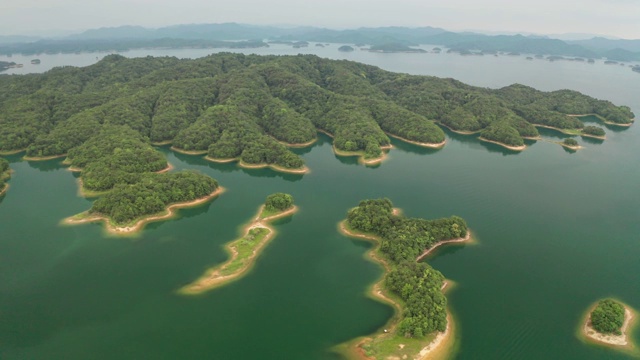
581;136;605;145
561;146;578;154
25;158;66;172
438;125;520;156
536;127;573;140
389;137;442;156
578;115;631;133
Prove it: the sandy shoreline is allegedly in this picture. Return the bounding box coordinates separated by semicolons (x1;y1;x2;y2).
386;132;446;149
580;133;606;140
63;187;225;235
582;303;636;349
0;148;26;155
337;218;471;360
566;113;634;127
170;146;207;155
180;205;298;294
0;184;9;196
436;122;481;135
319;128;391;166
23;153;67;161
155;162;174;174
478;137;526;151
277;137;317;148
416;231;473;262
202;156;309;174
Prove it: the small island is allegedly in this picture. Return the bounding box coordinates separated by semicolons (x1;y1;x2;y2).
338;45;355;52
581;299;637;353
336;198;472;360
0;158;11;196
560;138;581;150
180;193;297;294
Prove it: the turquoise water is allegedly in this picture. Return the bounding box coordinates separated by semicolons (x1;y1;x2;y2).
1;48;639;359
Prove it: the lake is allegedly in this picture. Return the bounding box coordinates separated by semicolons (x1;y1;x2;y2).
1;44;639;359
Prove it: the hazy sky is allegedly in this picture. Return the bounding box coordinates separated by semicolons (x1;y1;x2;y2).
1;0;639;39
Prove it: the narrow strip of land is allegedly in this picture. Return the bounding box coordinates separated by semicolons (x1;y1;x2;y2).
180;204;298;294
386;132;446;149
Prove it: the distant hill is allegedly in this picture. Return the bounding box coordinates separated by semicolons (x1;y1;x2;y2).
1;23;639;62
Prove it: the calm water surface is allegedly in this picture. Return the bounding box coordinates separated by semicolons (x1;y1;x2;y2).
1;45;639;359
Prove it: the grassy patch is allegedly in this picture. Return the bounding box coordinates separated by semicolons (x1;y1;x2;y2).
219;227;269;276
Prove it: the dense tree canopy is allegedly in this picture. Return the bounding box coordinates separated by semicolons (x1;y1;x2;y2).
346;198;468;337
0;53;633;163
265;193;294;212
590;299;625;335
563;138;578;146
582;126;606;137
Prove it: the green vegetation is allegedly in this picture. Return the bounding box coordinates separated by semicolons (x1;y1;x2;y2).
181;193;296;294
346;198;468;336
582;126;606;137
90;171;218;225
264;193;294;213
0;157;10;193
338;45;354;52
562;138;579;146
591;299;625;335
0;53;632;168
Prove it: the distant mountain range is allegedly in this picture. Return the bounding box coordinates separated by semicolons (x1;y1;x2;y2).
0;23;639;62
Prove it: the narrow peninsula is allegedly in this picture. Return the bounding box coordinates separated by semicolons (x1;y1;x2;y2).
180;193;297;294
336;198;472;360
581;298;637;353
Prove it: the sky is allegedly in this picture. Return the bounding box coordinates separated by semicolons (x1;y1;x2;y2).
1;0;639;39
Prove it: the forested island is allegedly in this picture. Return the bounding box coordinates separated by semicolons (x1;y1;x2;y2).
0;53;633;172
180;193;297;294
560;138;581;150
581;299;637;352
0;61;17;72
0;158;10;195
338;198;470;360
368;43;426;53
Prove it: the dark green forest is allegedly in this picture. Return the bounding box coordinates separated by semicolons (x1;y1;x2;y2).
0;53;632;166
346;198;468;338
265;193;294;212
590;299;625;335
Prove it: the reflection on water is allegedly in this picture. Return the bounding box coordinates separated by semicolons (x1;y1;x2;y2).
25;158;66;172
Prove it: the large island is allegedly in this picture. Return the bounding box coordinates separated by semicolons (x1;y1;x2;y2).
337;199;472;360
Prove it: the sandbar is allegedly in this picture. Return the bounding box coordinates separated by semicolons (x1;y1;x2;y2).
581;302;637;351
180;204;298;294
62;187;225;236
337;218;471;360
478;137;526;151
386;132;446;149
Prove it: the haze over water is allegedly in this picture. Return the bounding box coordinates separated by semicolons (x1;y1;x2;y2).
1;45;639;359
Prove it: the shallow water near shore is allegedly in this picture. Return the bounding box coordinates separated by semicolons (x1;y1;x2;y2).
1;47;639;359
